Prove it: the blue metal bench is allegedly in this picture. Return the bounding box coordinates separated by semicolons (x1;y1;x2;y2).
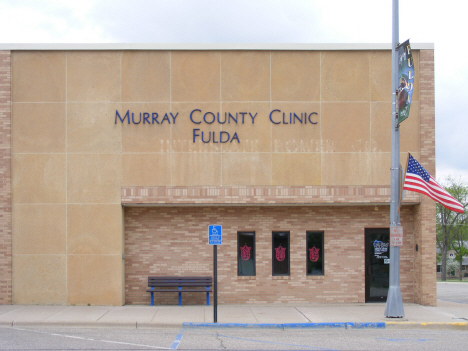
146;276;213;306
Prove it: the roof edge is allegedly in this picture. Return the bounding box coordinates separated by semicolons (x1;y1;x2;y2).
0;43;434;51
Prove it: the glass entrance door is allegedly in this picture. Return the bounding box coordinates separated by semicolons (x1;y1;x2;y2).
365;228;390;302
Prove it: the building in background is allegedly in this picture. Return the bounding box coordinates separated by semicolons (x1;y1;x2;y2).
0;44;436;306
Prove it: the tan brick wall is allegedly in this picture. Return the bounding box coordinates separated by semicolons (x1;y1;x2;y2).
122;185;420;205
413;50;436;306
125;206;415;305
0;51;12;305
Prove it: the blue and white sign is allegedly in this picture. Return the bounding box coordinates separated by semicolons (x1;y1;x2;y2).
208;225;222;245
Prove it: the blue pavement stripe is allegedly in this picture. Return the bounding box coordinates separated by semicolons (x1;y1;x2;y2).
183;322;386;329
170;329;184;349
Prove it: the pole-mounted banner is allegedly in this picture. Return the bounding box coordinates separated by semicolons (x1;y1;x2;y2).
397;39;414;124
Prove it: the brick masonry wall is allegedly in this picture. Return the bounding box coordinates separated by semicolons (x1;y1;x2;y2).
122;185;420;205
125;205;415;305
0;51;11;305
414;50;436;306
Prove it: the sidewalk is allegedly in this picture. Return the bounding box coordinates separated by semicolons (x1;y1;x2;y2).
0;300;467;329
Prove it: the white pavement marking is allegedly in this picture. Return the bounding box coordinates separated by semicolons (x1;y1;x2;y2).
13;327;171;349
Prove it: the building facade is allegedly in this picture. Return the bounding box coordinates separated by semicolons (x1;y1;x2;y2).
0;44;436;306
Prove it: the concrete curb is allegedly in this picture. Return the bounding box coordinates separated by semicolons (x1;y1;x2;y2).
386;322;468;330
183;322;468;330
1;320;467;330
184;322;385;329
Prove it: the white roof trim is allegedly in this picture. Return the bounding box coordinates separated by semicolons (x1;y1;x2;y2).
0;43;434;51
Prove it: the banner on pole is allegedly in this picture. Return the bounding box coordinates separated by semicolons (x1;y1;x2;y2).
397;39;414;124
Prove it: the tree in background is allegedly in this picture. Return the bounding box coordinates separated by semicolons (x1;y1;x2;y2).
453;245;468;280
446;258;459;277
436;177;468;281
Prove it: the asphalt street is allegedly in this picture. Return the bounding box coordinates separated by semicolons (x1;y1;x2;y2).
0;282;466;350
1;326;467;351
437;282;468;303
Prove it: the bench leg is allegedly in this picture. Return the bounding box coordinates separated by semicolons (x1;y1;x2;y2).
178;287;182;306
150;288;154;306
206;286;210;306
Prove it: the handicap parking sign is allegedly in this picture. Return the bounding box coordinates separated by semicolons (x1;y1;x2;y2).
208;225;222;245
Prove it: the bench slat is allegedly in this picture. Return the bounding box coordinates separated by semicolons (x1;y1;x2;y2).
148;283;212;287
147;289;213;292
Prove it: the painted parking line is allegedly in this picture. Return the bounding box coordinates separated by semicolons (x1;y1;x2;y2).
12;327;171;349
170;329;184;349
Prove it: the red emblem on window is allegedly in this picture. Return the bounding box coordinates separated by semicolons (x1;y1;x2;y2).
240;244;251;260
309;246;320;262
275;245;286;261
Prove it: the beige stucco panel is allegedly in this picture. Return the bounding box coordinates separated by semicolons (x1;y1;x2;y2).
221;102;271;153
13;254;67;304
171;103;221;153
67;204;122;255
271;51;320;102
13;154;66;204
12;51;66;102
67;51;121;102
271;102;321;153
322;153;371;185
321;102;371;153
67;103;122;153
121;103;171;153
370;51;392;102
321;51;370;102
221;51;270;102
272;153;321;186
371;101;420;153
12;103;66;153
67;154;121;204
67;254;123;305
172;153;221;186
13;204;66;255
122;153;171;186
400;101;420;153
370;102;391;152
370;153;391;186
121;51;170;102
172;51;220;102
222;153;271;186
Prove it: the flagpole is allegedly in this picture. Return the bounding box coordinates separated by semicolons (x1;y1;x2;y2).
385;0;405;318
398;153;410;214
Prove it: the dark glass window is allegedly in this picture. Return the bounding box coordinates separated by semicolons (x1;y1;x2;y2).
306;231;324;275
272;231;290;276
238;232;255;276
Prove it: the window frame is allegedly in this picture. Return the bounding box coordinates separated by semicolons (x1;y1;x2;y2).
306;231;324;276
272;231;290;276
237;231;256;276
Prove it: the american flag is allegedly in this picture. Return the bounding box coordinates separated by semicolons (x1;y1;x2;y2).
403;154;464;213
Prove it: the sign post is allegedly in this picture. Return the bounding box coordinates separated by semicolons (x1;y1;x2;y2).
208;225;222;323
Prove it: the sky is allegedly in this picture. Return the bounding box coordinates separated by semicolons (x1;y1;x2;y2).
1;0;467;183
